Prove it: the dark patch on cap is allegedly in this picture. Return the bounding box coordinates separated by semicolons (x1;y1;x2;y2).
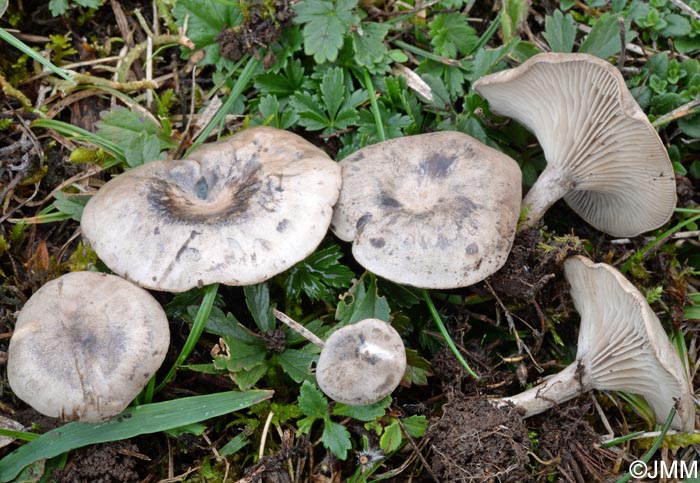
146;164;267;225
378;192;402;209
465;243;479;255
419;152;456;178
277;219;290;232
194;176;209;200
356;213;372;232
153;227;160;235
370;238;386;248
456;195;481;218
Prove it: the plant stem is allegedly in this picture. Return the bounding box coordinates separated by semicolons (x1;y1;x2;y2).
156;283;219;393
362;69;386;142
273;309;325;347
422;289;479;380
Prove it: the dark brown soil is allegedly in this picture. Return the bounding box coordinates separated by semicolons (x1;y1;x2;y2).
427;392;532;483
51;440;141;483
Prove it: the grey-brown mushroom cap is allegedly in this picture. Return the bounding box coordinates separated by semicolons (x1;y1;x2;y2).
473;53;676;237
81;126;341;292
316;319;406;406
331;132;521;289
566;256;695;431
7;271;170;423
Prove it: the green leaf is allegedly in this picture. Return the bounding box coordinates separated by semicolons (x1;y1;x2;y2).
543;10;576;53
275;348;317;383
321;67;346;120
679;113;700;138
332;396;391;421
96;108;174;167
219;432;249;456
48;0;69;16
500;0;529;43
256;95;299;129
231;363;269;390
123;132;163;167
254;59;307;97
335;274;391;325
429;14;478;58
402;349;431;386
173;0;242;65
379;419;403;453
401;415;429;438
321;417;352;459
244;283;275;332
662;13;692;37
297;415;316;434
466;38;519;81
352;22;390;69
298;380;328;418
214;337;267;372
282;244;355;303
357;107;412;143
0;391;273;482
579;13;626;59
293;0;359;63
52;192;90;222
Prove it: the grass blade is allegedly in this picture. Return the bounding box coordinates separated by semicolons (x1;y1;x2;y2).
0;27;74;84
0;389;273;482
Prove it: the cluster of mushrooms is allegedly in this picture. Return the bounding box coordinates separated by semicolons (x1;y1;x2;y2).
6;53;694;433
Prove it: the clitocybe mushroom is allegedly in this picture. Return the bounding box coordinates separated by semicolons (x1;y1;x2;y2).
81;126;341;292
498;255;694;432
331;131;522;289
7;271;170;423
473;53;676;237
274;310;406;405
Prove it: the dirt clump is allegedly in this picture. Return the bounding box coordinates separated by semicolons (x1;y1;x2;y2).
52;440;142;483
427;392;532;482
532;401;616;482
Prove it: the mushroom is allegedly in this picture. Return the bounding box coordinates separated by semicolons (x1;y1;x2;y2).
331;131;522;289
81;126;341;292
274;310;406;405
498;255;694;432
473;53;676;237
7;271;170;423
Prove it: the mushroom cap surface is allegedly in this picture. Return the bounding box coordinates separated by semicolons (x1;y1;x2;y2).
7;271;170;423
566;255;694;431
81;127;341;292
316;319;406;405
473;53;675;237
331;131;521;289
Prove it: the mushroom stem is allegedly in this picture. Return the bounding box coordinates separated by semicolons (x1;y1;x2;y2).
495;361;586;417
273;309;325;348
518;166;574;231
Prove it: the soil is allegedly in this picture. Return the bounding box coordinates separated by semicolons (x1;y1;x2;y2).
426;392;532;483
51;441;142;483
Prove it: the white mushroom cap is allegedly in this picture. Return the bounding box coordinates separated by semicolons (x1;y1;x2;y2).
331;131;521;289
316;319;406;405
7;271;170;423
499;256;695;431
473;53;676;237
81;127;341;292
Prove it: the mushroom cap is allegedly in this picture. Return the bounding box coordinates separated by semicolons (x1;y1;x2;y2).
473;53;676;237
331;131;521;289
566;255;694;431
7;271;170;423
81;126;341;292
316;319;406;405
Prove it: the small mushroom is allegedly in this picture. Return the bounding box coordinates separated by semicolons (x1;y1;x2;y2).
473;53;676;237
331;131;522;289
7;271;170;423
497;255;694;431
274;310;406;405
81;126;341;292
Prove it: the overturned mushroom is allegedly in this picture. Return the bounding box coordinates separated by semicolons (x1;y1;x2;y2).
331;131;521;289
274;310;406;405
473;53;676;237
498;255;694;432
81;127;341;292
7;272;170;423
